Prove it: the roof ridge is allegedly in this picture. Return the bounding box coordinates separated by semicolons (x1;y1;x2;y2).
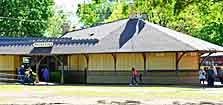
61;18;129;37
98;19;130;41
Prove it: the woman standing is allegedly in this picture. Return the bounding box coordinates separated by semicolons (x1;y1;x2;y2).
129;67;138;86
199;68;206;86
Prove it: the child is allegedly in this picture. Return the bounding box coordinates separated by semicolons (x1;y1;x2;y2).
199;68;206;86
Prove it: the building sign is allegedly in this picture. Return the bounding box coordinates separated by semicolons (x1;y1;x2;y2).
22;57;30;64
32;42;54;47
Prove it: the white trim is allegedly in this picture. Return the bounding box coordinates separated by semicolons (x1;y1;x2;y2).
32;42;54;48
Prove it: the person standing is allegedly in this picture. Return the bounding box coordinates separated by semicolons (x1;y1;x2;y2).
42;67;49;85
18;65;25;84
199;69;206;86
207;66;216;87
217;67;223;84
129;67;138;86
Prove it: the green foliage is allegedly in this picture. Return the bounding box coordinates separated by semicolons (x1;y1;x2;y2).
193;22;223;46
45;9;68;37
77;0;113;27
0;0;54;37
106;2;129;22
50;71;61;83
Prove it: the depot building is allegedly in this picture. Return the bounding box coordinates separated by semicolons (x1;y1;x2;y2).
0;18;223;84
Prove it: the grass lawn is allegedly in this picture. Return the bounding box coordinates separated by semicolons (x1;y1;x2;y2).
0;84;223;104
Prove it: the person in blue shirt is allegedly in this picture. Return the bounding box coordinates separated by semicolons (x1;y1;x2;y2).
18;65;25;84
42;67;49;85
207;66;216;87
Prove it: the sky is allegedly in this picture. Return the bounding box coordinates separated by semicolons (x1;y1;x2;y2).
54;0;78;26
54;0;77;13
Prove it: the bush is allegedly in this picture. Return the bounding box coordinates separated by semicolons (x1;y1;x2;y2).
50;71;61;83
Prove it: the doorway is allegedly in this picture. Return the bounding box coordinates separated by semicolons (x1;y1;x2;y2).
21;55;67;82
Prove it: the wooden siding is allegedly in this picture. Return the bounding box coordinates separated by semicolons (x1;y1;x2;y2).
116;53;144;71
68;55;87;70
65;52;200;84
86;70;199;84
14;56;20;71
0;55;15;71
146;53;176;70
179;52;199;70
88;54;114;71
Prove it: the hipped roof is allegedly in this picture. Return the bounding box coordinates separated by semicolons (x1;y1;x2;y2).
62;18;223;53
0;18;223;55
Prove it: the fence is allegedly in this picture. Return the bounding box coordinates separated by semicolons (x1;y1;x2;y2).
0;72;19;83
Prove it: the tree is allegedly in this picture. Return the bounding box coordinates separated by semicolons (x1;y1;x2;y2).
45;9;68;37
193;22;223;46
0;0;54;37
77;0;113;27
106;2;129;22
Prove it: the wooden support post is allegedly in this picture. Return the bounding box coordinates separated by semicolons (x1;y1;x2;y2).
112;53;117;72
176;52;186;71
84;54;89;70
53;55;64;84
199;52;213;67
176;53;178;72
175;52;186;84
142;53;146;72
35;55;46;83
61;62;64;84
198;52;201;70
83;54;89;84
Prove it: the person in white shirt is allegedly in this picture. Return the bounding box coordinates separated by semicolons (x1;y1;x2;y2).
199;69;206;85
213;66;218;77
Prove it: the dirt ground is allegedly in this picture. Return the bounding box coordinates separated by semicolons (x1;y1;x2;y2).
1;84;223;105
1;94;223;105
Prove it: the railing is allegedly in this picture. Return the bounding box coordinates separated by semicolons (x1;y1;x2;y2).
0;72;20;82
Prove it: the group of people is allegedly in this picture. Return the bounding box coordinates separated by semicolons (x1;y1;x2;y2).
199;66;223;87
18;65;49;85
18;65;36;84
130;66;223;87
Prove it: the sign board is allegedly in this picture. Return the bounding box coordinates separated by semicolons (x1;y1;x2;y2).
22;57;30;64
32;42;54;47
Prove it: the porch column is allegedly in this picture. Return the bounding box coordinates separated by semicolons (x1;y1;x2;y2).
84;54;89;70
199;52;213;68
142;53;146;72
112;53;117;71
84;54;89;84
35;55;46;83
176;52;186;71
53;55;64;84
175;52;186;84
